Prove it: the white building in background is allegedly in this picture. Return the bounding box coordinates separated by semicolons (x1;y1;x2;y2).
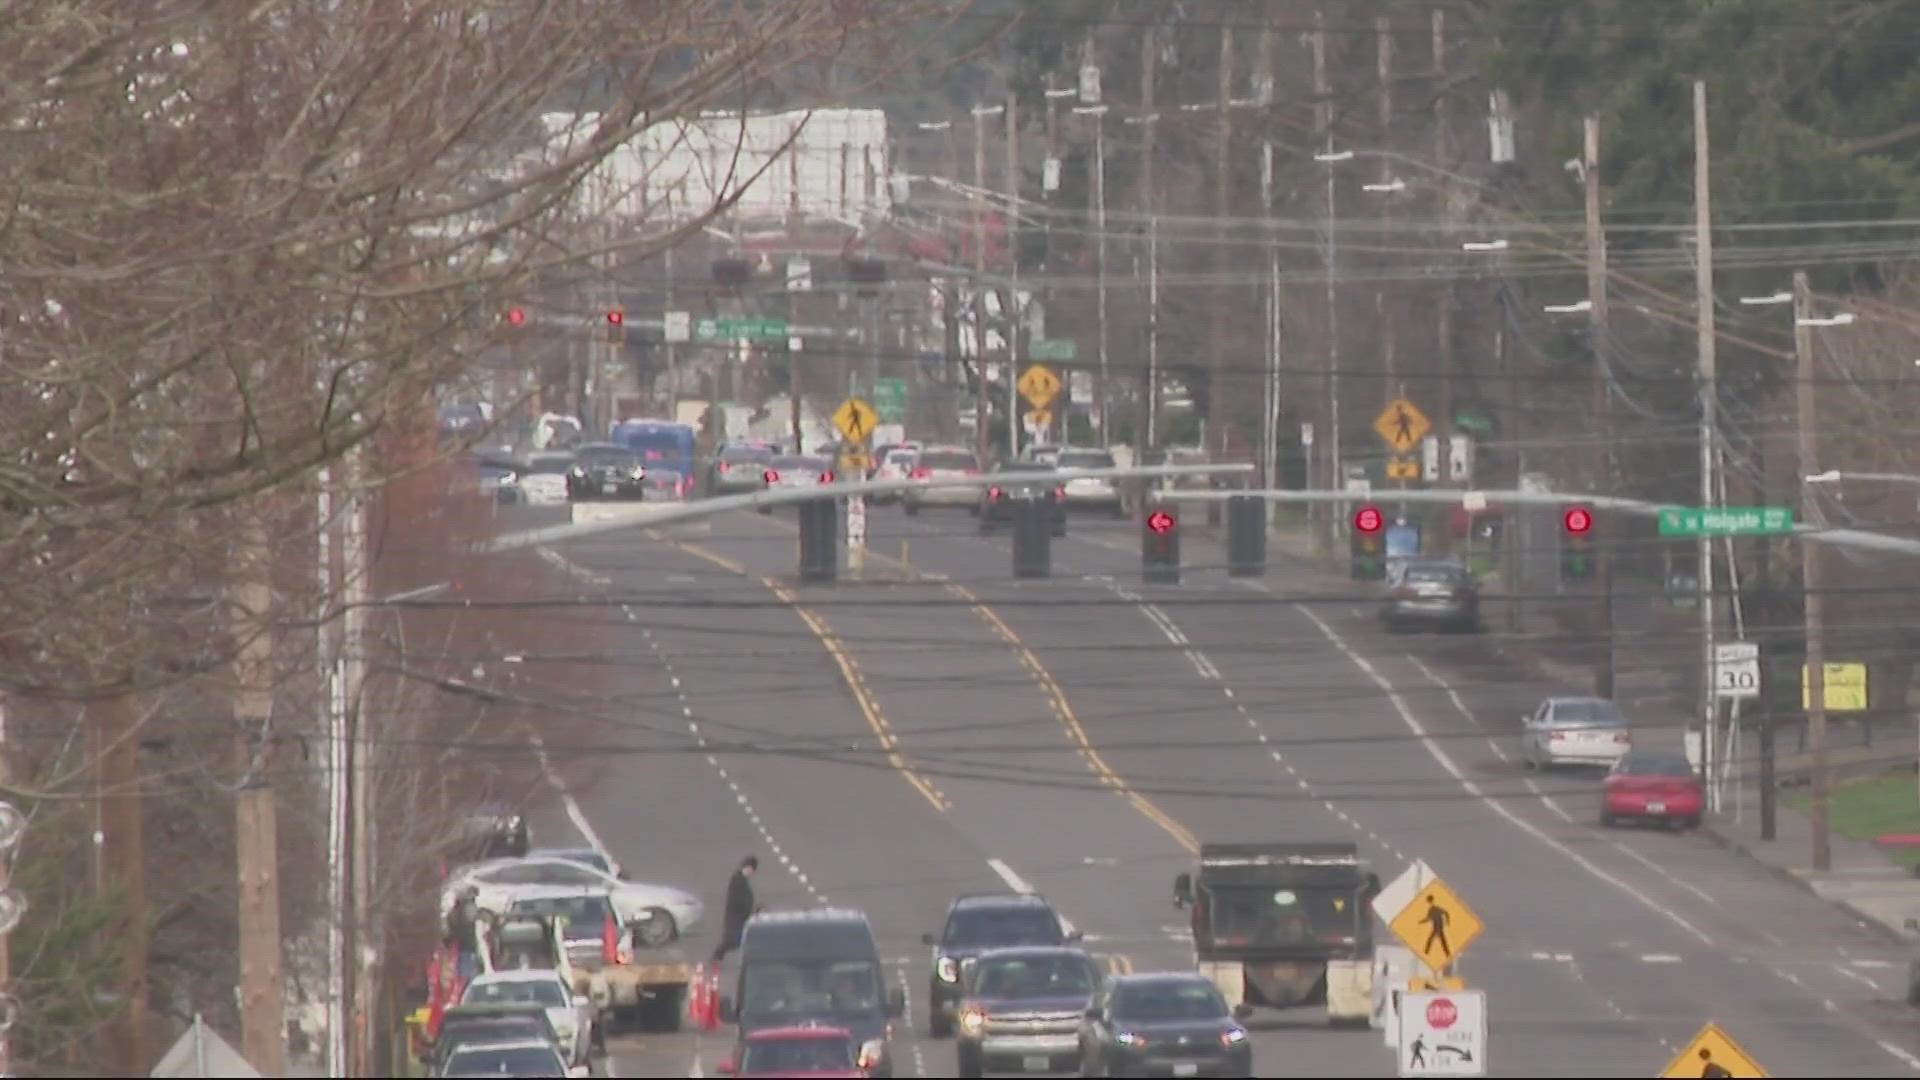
543;107;894;225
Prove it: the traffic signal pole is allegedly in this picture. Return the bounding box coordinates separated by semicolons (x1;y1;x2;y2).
1584;115;1618;700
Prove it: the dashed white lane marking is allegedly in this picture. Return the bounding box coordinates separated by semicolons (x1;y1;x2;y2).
1875;1039;1920;1072
507;576;826;906
539;544;612;586
1284;598;1715;947
527;733;613;860
1096;578;1407;863
988;858;1037;895
1403;655;1730;917
895;962;928;1077
1640;953;1682;964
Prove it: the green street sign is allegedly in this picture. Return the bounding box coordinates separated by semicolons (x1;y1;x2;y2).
1029;338;1078;361
695;316;789;342
872;378;907;423
1657;505;1795;537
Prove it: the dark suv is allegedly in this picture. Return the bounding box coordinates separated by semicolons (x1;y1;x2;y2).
922;893;1075;1037
978;463;1067;536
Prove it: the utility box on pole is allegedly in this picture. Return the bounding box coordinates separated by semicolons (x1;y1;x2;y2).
1012;499;1054;579
1142;502;1181;585
1226;494;1267;577
798;499;838;583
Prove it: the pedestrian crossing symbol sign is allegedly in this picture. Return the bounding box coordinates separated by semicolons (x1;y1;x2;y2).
1388;876;1483;974
832;397;879;444
1374;396;1431;453
1659;1023;1767;1078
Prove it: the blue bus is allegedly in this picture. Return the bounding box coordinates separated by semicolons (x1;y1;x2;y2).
610;419;697;496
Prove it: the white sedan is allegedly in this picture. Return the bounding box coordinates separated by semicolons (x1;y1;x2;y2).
461;969;596;1071
444;855;702;947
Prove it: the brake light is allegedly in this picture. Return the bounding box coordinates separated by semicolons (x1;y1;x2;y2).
1052;486;1066;502
819;471;834;483
717;461;730;473
910;467;931;480
763;469;779;484
988;486;1004;500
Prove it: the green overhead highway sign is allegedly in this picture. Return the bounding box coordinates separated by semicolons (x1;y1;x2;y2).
1657;505;1795;537
1028;338;1078;361
872;378;907;423
695;316;789;342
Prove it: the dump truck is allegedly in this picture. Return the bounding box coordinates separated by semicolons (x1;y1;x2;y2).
1172;841;1382;1026
508;887;693;1033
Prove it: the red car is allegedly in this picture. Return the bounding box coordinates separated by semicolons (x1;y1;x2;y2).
715;1025;867;1079
1600;750;1704;829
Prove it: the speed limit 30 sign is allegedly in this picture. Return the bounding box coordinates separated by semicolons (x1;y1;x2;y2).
1714;641;1760;700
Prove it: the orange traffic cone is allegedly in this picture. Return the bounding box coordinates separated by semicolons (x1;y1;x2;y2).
686;964;710;1028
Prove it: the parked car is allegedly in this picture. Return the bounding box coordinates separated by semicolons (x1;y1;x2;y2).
1600;750;1704;829
1381;558;1480;633
1522;696;1632;769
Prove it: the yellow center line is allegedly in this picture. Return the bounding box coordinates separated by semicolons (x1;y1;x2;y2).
648;529;951;815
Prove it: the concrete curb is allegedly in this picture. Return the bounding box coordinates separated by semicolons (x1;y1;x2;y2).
1698;822;1915;944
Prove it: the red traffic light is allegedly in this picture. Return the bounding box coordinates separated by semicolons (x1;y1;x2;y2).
504;306;527;327
1564;506;1593;534
605;309;625;326
1147;509;1177;535
1354;506;1384;534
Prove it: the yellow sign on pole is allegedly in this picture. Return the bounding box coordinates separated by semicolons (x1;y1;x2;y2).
1018;364;1063;409
1659;1023;1767;1078
1026;407;1054;432
1801;662;1867;712
1407;975;1466;992
832;397;879;444
1373;397;1431;453
1388;876;1484;974
1385;456;1421;480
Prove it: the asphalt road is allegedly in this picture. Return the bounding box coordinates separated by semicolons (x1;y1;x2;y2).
496;498;1920;1077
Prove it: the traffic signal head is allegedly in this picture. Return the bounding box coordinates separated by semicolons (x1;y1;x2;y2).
605;308;624;328
504;306;527;328
1563;506;1593;534
1561;504;1594;581
605;307;625;345
1354;505;1384;534
1147;509;1177;535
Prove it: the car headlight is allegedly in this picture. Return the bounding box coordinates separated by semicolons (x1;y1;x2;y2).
1115;1031;1147;1048
569;466;586;477
629;466;646;479
958;1008;986;1036
857;1039;885;1070
936;956;958;983
1220;1027;1248;1047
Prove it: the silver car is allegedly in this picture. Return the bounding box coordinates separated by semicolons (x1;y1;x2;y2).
1522;696;1633;769
756;455;835;513
902;447;983;513
1054;448;1126;517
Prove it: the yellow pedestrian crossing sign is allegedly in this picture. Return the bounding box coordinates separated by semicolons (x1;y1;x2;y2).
1659;1023;1767;1077
832;397;878;444
1388;875;1483;974
1374;397;1430;453
1018;364;1062;409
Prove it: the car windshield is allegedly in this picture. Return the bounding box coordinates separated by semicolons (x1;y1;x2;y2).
508;896;612;937
1619;753;1693;777
1552;700;1626;727
1111;981;1228;1023
1058;450;1115;469
439;1019;544;1052
972;954;1097;999
722;446;775;462
577;446;638;467
464;978;568;1008
444;1045;566;1076
740;959;882;1021
1202;884;1361;947
920;451;977;470
524;457;572;475
944;907;1063;947
741;1036;855;1074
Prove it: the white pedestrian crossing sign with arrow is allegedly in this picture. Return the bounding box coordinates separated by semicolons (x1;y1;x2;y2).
1398;990;1487;1077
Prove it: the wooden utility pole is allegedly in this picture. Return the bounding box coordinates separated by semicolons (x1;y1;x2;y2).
234;515;287;1077
1004;93;1021;459
1375;15;1396;386
345;468;373;1077
97;692;148;1074
1794;269;1829;870
1693;80;1722;813
972;103;991;463
1432;10;1455;498
1311;11;1336;552
1257;18;1278;490
1584;115;1618;699
1209;24;1234;458
1138;33;1159;449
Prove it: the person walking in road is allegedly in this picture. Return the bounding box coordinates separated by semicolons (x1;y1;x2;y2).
711;855;759;964
1421;895;1452;960
447;886;483;980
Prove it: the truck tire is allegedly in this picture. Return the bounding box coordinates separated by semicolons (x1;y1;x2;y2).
635;907;679;947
